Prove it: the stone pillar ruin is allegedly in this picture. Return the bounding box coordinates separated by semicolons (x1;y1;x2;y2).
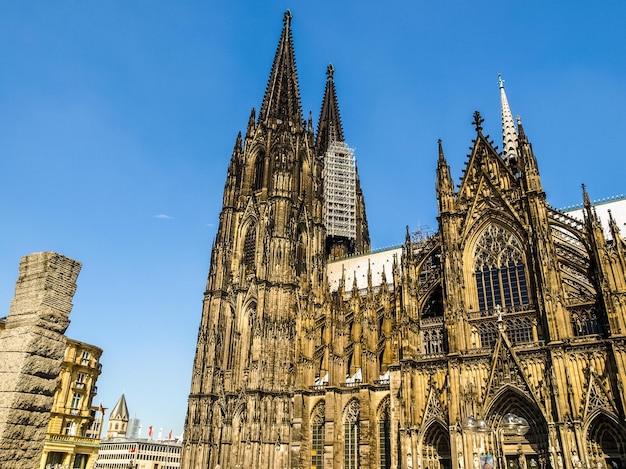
0;252;82;468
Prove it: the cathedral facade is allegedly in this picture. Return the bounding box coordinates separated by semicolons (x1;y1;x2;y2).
181;11;626;469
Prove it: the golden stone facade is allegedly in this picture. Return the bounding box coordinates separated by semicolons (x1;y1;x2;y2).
182;11;626;469
40;338;103;469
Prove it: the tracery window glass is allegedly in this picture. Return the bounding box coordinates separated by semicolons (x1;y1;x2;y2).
474;225;529;311
311;403;325;469
252;151;265;191
479;322;498;348
423;328;444;355
507;317;533;344
344;400;360;469
296;229;307;277
571;306;603;336
243;226;257;273
379;403;391;469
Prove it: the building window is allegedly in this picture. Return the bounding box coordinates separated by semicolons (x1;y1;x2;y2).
65;421;76;436
252;151;265;191
311;403;325;469
571;307;604;336
423;328;444;355
243;226;257;273
81;351;90;365
71;393;81;411
344;400;360;469
479;322;498;348
379;404;391;469
507;317;533;344
474;225;529;311
295;229;307;277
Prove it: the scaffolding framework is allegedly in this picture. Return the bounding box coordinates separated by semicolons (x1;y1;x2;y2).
324;140;357;240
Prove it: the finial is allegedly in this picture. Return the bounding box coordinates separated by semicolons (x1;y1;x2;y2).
326;64;335;80
498;73;505;89
283;10;292;27
472;111;484;133
582;184;592;208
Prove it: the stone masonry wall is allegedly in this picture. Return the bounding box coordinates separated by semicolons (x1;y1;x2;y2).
0;252;82;468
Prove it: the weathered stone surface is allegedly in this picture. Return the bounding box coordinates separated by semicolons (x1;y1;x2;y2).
0;252;81;469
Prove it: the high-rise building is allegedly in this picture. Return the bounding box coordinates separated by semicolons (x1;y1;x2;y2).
182;11;626;469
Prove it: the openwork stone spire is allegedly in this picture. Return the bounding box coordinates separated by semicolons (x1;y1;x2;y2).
499;73;519;165
258;10;303;125
315;63;344;155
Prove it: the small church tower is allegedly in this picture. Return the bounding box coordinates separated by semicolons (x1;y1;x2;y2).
105;394;129;440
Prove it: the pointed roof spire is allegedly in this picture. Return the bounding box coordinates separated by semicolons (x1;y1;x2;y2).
315;63;345;155
109;394;129;421
258;10;303;125
498;73;519;166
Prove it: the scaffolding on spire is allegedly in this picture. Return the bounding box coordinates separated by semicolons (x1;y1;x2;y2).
323;140;357;241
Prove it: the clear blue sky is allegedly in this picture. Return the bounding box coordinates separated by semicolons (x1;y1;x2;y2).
1;1;624;437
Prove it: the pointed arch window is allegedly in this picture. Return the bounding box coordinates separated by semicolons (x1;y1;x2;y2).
243;225;257;274
252;151;265;191
474;225;529;311
344;400;360;469
378;402;391;469
423;328;444;355
295;228;307;277
311;403;325;469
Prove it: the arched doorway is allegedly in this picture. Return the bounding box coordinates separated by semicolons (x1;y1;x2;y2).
421;421;451;469
586;412;626;469
486;388;548;469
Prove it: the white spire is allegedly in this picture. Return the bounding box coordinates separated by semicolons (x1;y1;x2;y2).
499;73;519;166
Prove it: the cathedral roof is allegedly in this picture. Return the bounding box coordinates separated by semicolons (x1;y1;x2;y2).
109;393;129;421
315;64;344;155
258;10;303;125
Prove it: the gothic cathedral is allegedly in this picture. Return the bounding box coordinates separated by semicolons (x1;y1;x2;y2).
181;11;626;469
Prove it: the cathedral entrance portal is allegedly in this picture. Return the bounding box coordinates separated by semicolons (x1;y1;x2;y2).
586;412;626;469
421;422;451;469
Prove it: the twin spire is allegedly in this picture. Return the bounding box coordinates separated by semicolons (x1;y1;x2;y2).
258;10;302;125
316;64;345;155
260;12;523;181
259;10;345;152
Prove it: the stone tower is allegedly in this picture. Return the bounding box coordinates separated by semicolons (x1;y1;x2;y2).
106;393;130;439
0;252;81;468
182;10;327;468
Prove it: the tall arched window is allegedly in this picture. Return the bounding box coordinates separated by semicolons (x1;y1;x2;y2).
311;403;325;469
252;151;265;191
243;225;257;274
474;225;529;311
295;228;307;277
344;400;360;469
378;401;391;469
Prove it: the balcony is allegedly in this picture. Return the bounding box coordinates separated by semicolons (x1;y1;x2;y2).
74;382;86;390
46;433;100;447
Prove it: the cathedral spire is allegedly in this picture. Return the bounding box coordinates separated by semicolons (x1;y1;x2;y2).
258;10;303;125
315;64;344;155
436;139;455;213
498;74;519;169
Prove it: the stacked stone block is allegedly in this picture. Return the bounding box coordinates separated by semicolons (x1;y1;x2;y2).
0;252;81;468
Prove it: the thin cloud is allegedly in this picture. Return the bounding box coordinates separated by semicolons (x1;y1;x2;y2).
154;214;173;220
